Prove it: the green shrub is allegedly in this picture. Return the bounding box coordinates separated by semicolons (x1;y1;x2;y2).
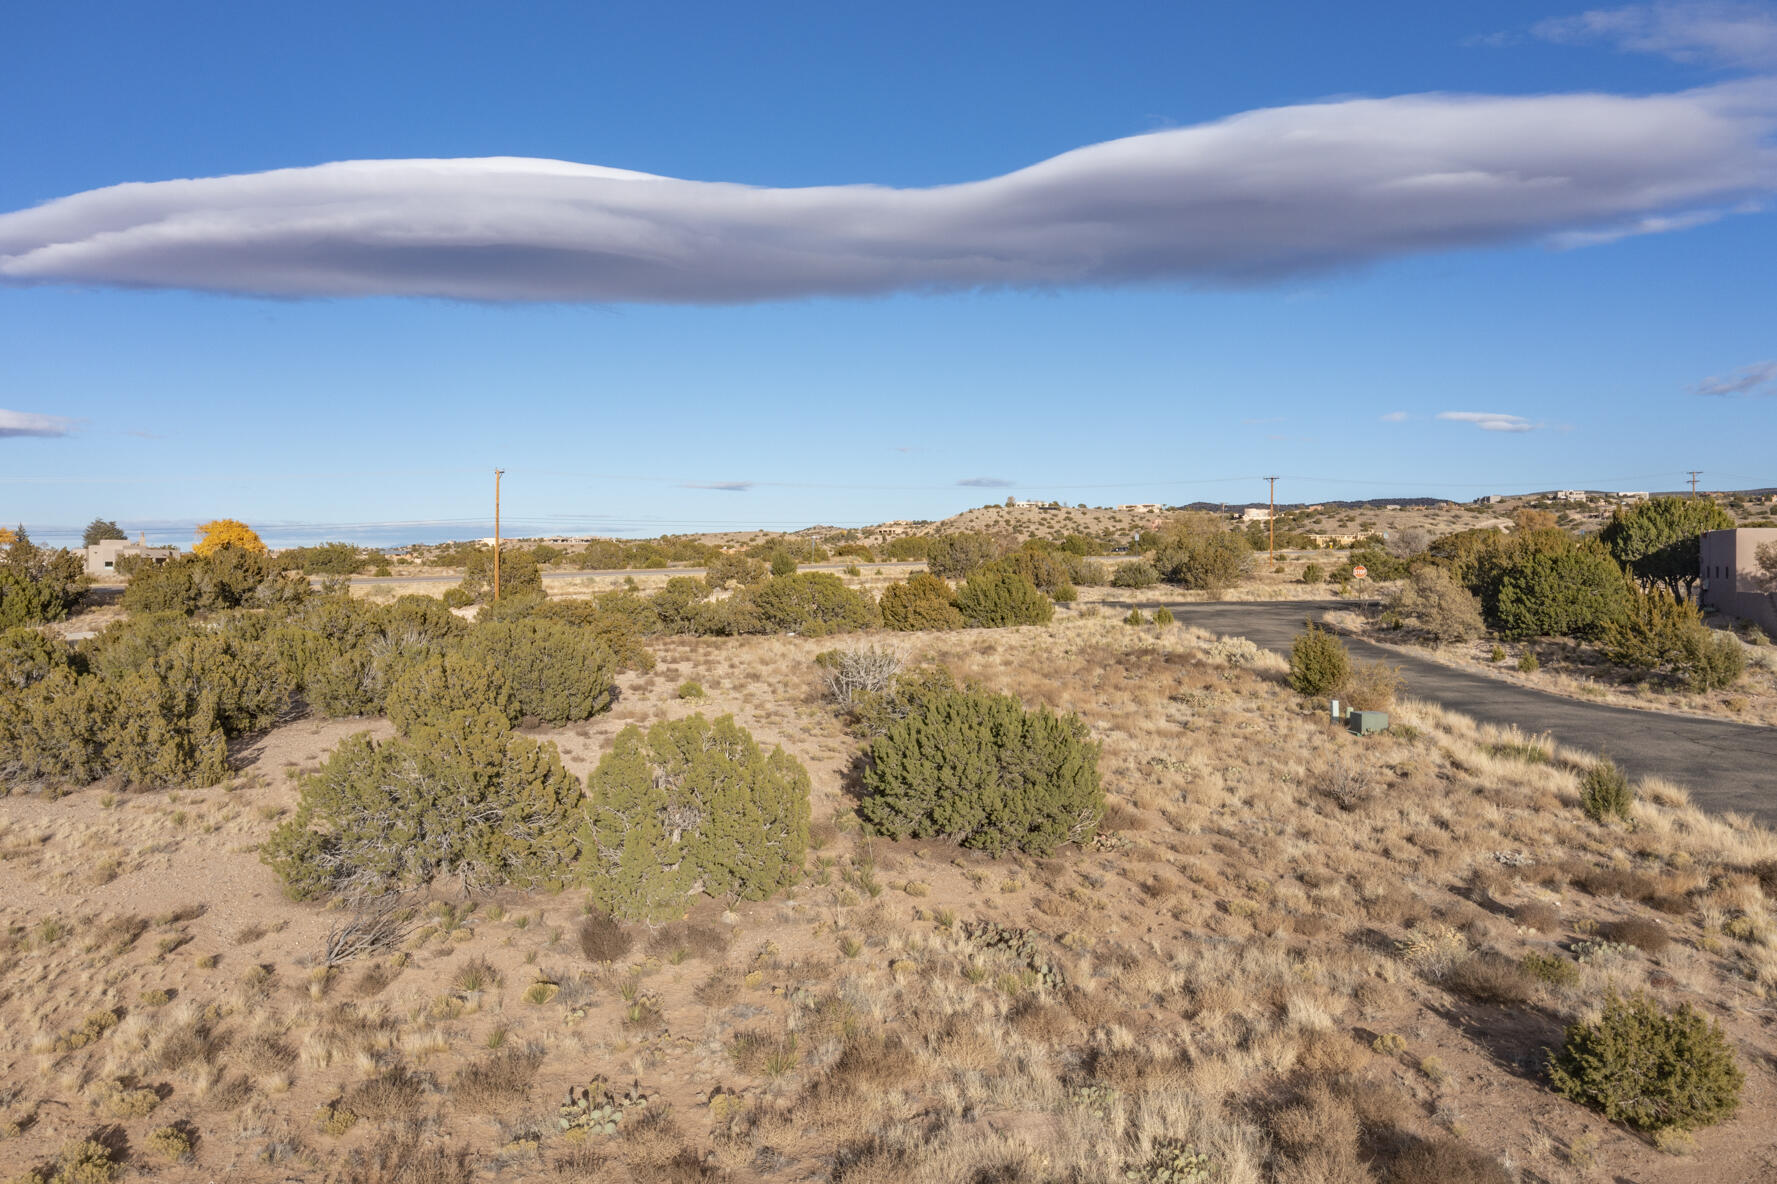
1517;651;1539;672
122;547;302;616
455;546;542;604
860;688;1103;856
1600;497;1733;600
582;714;810;922
1521;951;1580;987
1679;628;1746;692
280;542;372;575
1124;608;1146;626
464;618;617;725
1153;607;1174;626
954;569;1052;628
264;710;581;899
648;576;711;635
1157;533;1252;594
749;572;878;636
879;572;964;631
1111;560;1159;588
1288;626;1351;697
384;650;520;736
769;551;798;577
925;532;1003;579
704;551;766;589
0;626;67;691
0;531;88;627
531;592;656;671
677;681;704;699
1493;545;1632;640
1548;990;1742;1132
1301;562;1324;585
1579;758;1633;823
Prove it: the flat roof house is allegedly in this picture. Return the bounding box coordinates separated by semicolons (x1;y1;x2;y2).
84;538;179;578
1700;527;1777;636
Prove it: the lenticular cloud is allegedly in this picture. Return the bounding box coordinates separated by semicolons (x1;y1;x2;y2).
2;84;1774;304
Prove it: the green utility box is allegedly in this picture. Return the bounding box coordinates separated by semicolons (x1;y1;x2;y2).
1348;710;1389;735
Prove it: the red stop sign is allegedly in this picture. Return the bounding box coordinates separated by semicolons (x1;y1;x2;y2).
1352;565;1368;579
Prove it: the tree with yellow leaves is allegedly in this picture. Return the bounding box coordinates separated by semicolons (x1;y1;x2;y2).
194;519;267;557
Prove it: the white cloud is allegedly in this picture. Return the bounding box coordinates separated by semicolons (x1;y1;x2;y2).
1693;358;1777;394
682;480;753;492
958;477;1015;488
1535;4;1777;69
2;82;1774;304
0;409;75;438
1437;410;1537;432
1379;410;1411;422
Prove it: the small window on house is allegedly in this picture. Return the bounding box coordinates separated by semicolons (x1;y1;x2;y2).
103;561;113;569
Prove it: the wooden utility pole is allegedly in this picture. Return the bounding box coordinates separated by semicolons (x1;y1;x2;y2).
493;468;504;601
1264;476;1279;567
1687;471;1702;498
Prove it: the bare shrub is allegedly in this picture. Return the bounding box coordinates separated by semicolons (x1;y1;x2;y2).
335;1127;476;1184
1445;952;1536;1007
449;1046;542;1112
1384;1137;1512;1184
1602;917;1670;955
340;1067;430;1122
577;914;634;965
1512;901;1558;933
322;895;417;968
1345;660;1402;711
1317;759;1376;812
645;922;730;961
816;644;906;711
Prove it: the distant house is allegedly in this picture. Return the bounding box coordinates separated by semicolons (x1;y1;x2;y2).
1480;495;1509;505
1700;528;1777;635
1615;491;1650;503
1240;507;1273;523
1309;533;1361;548
1552;490;1589;502
84;537;178;578
1116;503;1164;513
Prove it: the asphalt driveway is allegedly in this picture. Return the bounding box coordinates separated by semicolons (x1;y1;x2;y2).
1141;600;1777;825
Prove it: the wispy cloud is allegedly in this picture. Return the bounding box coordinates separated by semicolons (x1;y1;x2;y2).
1693;359;1777;395
1535;4;1777;69
957;477;1015;488
682;480;754;492
0;409;76;438
1437;410;1537;432
1379;410;1411;422
2;81;1774;304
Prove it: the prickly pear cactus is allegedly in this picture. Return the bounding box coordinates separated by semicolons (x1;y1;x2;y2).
1126;1140;1216;1183
558;1077;652;1136
963;920;1066;991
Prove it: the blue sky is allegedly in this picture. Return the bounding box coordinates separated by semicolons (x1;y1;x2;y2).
2;1;1774;547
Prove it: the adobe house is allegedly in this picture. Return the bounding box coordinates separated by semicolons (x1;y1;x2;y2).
84;535;179;578
1700;527;1777;636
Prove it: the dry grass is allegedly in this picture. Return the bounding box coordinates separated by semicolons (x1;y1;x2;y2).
4;610;1777;1182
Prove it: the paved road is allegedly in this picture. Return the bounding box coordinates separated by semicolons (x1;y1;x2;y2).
344;560;928;585
1140;599;1777;824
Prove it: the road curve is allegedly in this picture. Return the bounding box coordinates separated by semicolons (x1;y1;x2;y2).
1140;599;1777;825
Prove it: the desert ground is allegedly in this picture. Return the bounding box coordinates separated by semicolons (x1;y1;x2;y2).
5;604;1777;1183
